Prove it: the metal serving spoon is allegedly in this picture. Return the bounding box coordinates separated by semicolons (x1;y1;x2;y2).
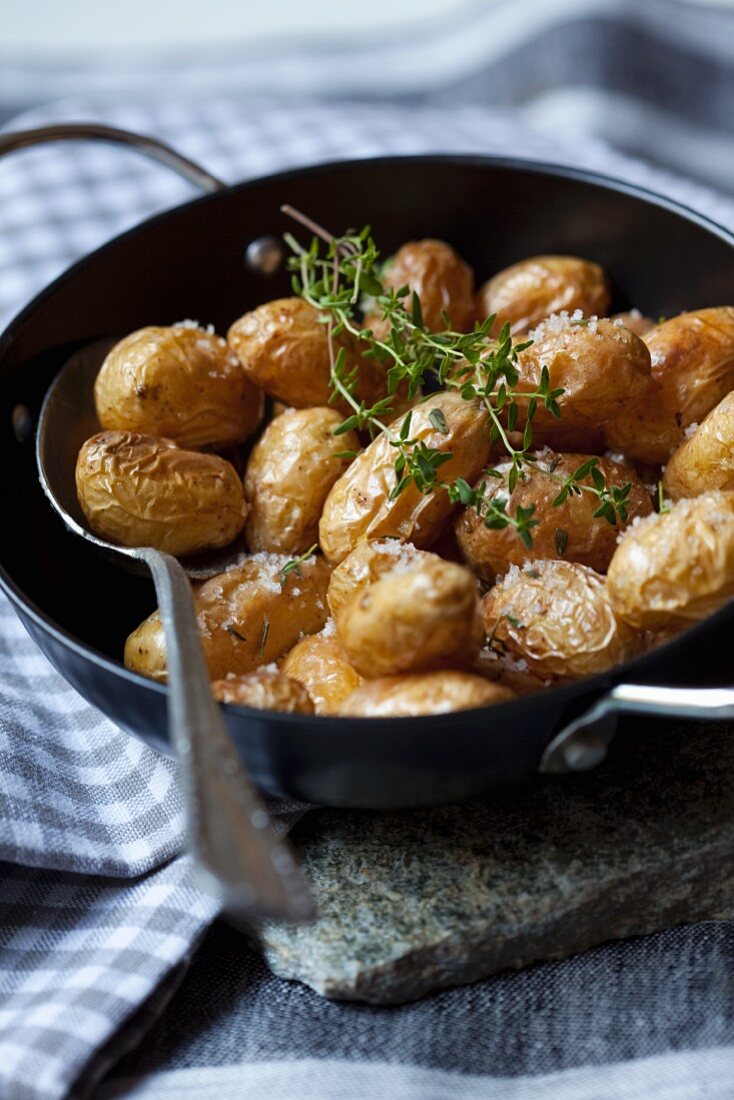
36;337;314;923
2;122;309;923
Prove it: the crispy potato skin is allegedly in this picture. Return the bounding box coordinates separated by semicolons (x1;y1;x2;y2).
281;628;363;715
211;669;314;713
372;239;475;333
94;325;263;448
326;539;437;620
606;491;734;631
604;308;734;464
477;255;610;336
340;671;514;717
664;392;734;499
245;407;361;554
609;310;655;337
514;317;651;451
76;431;246;556
455;453;652;582
124;554;331;682
227;297;399;414
319;392;492;564
336;558;483;678
482;560;637;681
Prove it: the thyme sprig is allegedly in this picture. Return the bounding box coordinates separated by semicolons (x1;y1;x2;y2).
281;206;629;546
279;544;318;588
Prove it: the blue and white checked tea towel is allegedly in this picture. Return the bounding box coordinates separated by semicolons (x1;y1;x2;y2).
1;97;734;1100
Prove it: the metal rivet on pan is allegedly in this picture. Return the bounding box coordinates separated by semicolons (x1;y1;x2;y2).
11;404;33;443
245;236;284;275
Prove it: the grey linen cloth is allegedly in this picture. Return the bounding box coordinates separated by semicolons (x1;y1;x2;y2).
1;98;734;1100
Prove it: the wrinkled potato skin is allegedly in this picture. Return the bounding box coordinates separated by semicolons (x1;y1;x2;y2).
281;629;363;715
340;671;514;717
227;298;399;414
76;431;246;556
124;555;331;682
336;558;483;678
605;308;734;464
664;392;734;499
327;539;437;620
455;453;652;582
211;669;314;713
606;491;734;631
94;326;263;448
477;255;610;336
515;318;651;450
610;310;655;337
374;239;475;333
482;560;637;681
319;392;492;563
245;407;361;554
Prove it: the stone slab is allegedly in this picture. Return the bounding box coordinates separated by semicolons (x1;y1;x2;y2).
260;719;734;1004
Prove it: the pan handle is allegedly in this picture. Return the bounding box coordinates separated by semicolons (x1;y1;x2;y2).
0;123;226;193
540;683;734;774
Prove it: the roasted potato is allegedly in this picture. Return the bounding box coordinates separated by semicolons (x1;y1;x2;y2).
319;392;492;563
476;255;610;336
664;392;734;499
124;553;331;682
606;491;734;630
609;310;655;337
227;297;405;415
513;314;651;451
211;668;314;713
482;560;637;682
336;557;483;678
76;431;246;556
455;452;652;582
326;539;436;620
369;239;475;333
604;307;734;464
244;407;361;554
281;624;363;714
94;325;263;449
340;671;514;717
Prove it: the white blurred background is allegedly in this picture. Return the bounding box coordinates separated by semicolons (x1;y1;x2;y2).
2;0;733;191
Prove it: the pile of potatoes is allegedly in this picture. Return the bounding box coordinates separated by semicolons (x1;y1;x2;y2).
74;242;734;718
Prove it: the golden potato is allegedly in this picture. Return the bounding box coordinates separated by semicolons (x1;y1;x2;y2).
476;255;610;336
211;668;314;712
454;452;653;582
514;314;651;451
94;325;263;449
606;491;734;631
369;239;475;333
664;392;734;499
244;407;360;554
319;392;492;564
281;625;363;714
336;557;483;678
326;539;436;620
609;310;655;337
227;297;403;415
340;671;514;717
124;552;331;682
482;560;637;681
76;431;246;556
604;307;734;464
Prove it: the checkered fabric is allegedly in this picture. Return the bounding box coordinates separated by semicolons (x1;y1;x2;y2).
1;97;733;1100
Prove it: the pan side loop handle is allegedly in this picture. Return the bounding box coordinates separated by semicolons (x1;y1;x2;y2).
0;123;226;193
540;683;734;775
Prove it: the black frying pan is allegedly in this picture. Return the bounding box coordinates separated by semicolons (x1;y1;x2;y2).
1;126;734;808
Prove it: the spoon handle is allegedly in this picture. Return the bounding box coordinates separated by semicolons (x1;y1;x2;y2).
141;548;314;923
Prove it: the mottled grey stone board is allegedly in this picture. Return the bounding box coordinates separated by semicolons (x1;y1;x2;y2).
261;720;734;1004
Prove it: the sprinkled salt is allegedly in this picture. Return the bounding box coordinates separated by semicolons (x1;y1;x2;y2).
683;422;699;439
173;318;216;335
